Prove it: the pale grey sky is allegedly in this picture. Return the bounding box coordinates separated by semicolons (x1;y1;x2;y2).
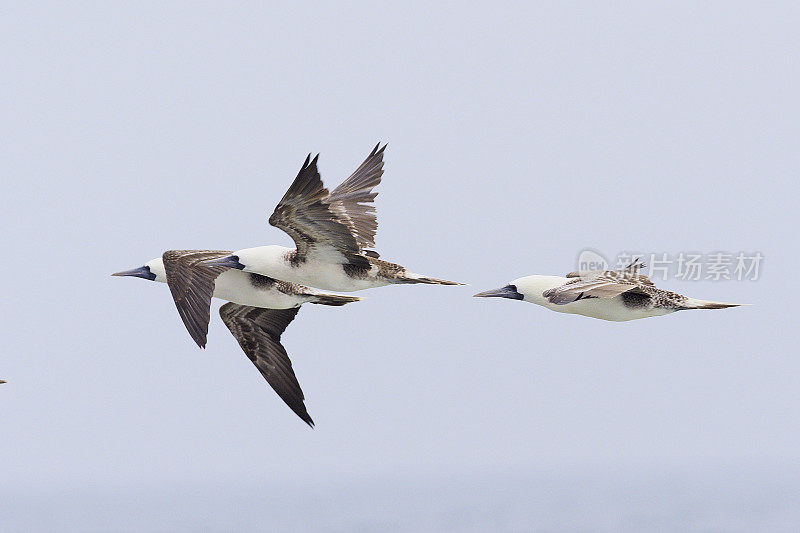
2;2;798;530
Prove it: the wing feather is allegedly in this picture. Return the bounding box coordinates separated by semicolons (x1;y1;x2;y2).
544;260;655;305
328;143;386;252
269;154;369;269
162;250;231;348
219;304;313;427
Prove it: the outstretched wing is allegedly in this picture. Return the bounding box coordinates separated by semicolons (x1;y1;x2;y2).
162;250;231;348
546;260;654;305
328;143;386;253
219;303;313;427
269;154;369;269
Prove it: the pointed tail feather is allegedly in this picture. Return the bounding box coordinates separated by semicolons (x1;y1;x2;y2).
680;298;745;310
399;272;464;286
309;294;363;306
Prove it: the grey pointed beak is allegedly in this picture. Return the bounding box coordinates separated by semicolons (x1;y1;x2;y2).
473;284;524;300
200;255;245;270
112;266;156;281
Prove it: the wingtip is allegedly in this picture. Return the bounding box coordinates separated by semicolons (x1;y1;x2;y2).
300;412;315;428
188;325;208;348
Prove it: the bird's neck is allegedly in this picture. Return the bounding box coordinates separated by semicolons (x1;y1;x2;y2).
515;275;568;305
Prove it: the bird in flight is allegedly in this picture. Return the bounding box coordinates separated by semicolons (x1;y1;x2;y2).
203;144;461;291
113;250;362;426
474;259;743;321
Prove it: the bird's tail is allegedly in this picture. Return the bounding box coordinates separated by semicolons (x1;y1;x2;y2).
309;293;363;306
679;297;745;310
397;271;464;286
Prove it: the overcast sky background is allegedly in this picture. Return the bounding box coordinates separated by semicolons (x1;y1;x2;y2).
2;2;799;530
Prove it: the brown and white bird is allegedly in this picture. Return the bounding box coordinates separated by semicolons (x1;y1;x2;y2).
474;259;743;321
114;250;362;426
202;144;461;291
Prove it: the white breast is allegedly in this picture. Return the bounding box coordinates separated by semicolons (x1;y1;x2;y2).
237;245;392;292
540;296;672;321
212;270;306;309
269;261;390;292
513;275;673;322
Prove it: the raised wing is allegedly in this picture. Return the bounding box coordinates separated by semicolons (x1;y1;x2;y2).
219;303;313;427
328;143;386;253
545;260;654;305
162;250;231;348
269;154;369;269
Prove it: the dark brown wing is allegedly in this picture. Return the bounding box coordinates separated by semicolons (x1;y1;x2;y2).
328;143;386;253
162;250;231;348
219;303;313;427
268;154;369;269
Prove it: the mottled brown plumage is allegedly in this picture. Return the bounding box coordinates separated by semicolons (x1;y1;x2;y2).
544;259;691;310
328;143;386;253
268;145;387;269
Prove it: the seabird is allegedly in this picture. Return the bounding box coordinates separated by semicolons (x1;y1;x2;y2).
202;144;461;291
474;259;743;321
113;250;362;426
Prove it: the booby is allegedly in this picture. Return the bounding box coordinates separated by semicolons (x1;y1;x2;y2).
202;144;461;291
474;259;743;322
113;250;362;426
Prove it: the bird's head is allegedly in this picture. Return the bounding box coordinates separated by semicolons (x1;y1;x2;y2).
474;276;566;305
473;284;525;301
112;258;167;283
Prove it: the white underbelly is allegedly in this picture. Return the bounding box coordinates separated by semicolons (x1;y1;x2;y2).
275;262;390;292
543;296;673;321
211;270;305;309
